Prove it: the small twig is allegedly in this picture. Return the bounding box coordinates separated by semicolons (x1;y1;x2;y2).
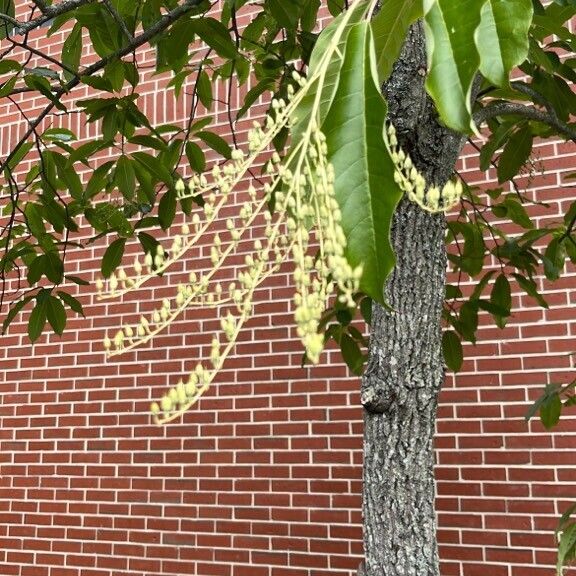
101;0;134;41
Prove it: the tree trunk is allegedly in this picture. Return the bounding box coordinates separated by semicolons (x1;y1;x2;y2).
360;23;466;576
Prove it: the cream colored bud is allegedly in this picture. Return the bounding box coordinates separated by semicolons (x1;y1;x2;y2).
160;395;172;412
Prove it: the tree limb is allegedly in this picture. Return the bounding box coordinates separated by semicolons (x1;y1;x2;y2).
0;0;208;173
474;101;576;143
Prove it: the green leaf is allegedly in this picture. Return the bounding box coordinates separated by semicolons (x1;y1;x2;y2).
490;274;511;328
44;251;64;283
497;124;533;182
323;22;403;303
0;76;17;98
2;295;34;335
138;231;160;256
0;59;20;74
504;196;534;229
115;155;136;200
237;78;275;119
371;0;422;83
340;332;364;375
558;523;576;576
6;142;33;172
512;273;549;308
65;275;90;286
46;295;66;335
292;0;370;142
459;300;479;342
475;0;533;86
25;203;46;239
301;0;321;31
57;291;84;317
479;122;516;171
101;237;127;278
158;188;177;230
360;296;372;325
132;151;173;186
443;330;463;372
191;17;238;59
197;69;213;109
526;383;559;422
61;23;82;80
196;131;232;159
42;128;77;143
424;0;484;133
0;0;15;40
185;141;206;173
266;0;304;28
28;298;47;343
543;236;566;280
540;391;562;429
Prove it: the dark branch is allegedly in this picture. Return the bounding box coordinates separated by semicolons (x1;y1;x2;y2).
0;0;208;173
474;101;576;143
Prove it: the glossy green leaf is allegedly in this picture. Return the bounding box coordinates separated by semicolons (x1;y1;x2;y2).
132;151;173;186
442;329;463;371
540;390;562;429
191;17;238;59
475;0;533;86
497;124;533;182
459;300;479;342
504;196;534;229
115;155;136;200
25;203;46;239
185;141;206;173
65;275;90;286
2;295;34;335
43;128;77;142
558;522;576;576
292;0;370;142
46;295;66;335
196;131;232;159
490;274;511;328
340;332;364;375
543;237;566;280
0;0;15;40
360;297;372;325
28;298;47;343
44;251;64;284
237;78;275;119
371;0;422;83
266;0;304;28
101;237;127;278
424;0;484;133
158;189;177;230
512;272;548;308
323;22;403;303
197;70;213;109
61;23;82;79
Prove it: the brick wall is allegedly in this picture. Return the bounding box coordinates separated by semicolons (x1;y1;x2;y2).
1;3;575;576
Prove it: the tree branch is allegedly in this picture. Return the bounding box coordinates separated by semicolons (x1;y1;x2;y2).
474;101;576;143
101;0;134;41
0;0;208;173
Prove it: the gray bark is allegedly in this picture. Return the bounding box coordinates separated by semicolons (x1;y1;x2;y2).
359;23;466;576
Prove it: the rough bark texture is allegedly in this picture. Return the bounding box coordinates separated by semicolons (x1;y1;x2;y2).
360;23;466;576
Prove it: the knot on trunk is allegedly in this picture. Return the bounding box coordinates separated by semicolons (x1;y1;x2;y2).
361;373;396;414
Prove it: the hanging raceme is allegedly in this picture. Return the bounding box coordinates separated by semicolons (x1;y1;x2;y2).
385;122;463;213
98;77;361;424
96;0;465;424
